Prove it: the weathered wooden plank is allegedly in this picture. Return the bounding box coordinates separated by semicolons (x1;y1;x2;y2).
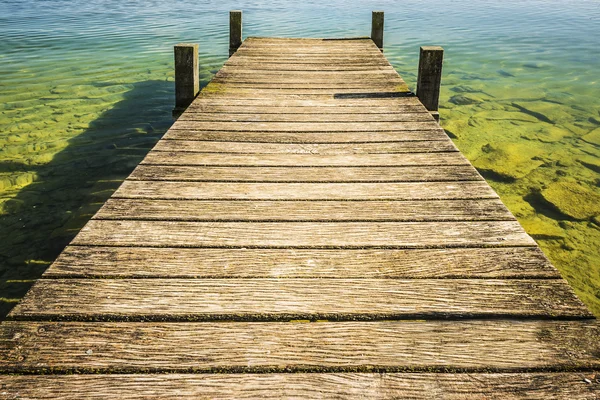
218;67;400;75
9;279;589;321
44;246;561;279
171;121;439;132
177;112;433;122
163;130;448;143
220;61;399;67
2;373;598;399
211;83;406;91
2;321;599;372
95;199;509;221
184;105;428;114
70;220;534;248
140;152;468;167
188;97;423;107
152;140;456;154
127;165;479;183
113;181;499;200
198;87;410;96
210;65;397;71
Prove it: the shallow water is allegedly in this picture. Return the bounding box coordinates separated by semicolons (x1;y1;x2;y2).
1;0;599;317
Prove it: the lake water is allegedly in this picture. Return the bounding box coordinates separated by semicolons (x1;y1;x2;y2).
1;0;599;318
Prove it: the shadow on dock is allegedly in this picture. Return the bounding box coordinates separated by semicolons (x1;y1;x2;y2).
0;80;174;320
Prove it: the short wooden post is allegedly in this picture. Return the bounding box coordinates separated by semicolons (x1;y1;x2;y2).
416;46;444;121
371;11;384;50
174;43;199;113
230;10;242;56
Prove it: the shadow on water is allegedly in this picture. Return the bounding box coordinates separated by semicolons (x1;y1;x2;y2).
0;80;174;320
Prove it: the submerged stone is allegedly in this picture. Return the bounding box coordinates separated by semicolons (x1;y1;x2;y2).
522;125;571;143
473;143;543;181
541;182;600;220
511;101;573;125
582;127;600;146
578;156;600;173
449;94;483;105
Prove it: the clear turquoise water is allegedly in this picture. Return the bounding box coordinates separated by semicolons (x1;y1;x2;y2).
1;0;599;317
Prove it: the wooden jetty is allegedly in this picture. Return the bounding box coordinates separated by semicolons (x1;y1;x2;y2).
1;11;599;399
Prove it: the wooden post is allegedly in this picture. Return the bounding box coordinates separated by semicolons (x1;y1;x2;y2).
416;46;444;121
230;10;242;56
173;43;199;114
371;11;384;50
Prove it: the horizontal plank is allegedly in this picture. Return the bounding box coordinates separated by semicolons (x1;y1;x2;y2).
189;97;423;107
127;165;479;183
95;199;510;221
9;279;589;321
2;373;598;399
184;105;428;114
218;66;400;75
214;71;404;79
152;140;456;154
170;121;439;132
70;220;534;248
225;59;392;66
177;112;432;122
210;65;396;71
2;320;599;372
45;246;560;279
163;130;448;143
140;152;468;167
210;83;406;91
113;181;500;200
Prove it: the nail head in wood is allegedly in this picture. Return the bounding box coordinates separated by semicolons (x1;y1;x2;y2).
174;43;199;112
371;11;384;50
230;10;242;56
416;46;444;112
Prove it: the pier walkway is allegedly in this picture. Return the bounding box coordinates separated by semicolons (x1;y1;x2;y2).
1;37;599;398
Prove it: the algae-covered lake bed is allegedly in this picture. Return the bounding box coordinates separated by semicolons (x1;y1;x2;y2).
1;0;599;317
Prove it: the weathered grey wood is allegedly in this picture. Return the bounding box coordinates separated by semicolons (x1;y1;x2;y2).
218;66;400;75
416;46;444;114
163;130;449;143
2;373;598;399
9;279;590;321
188;96;424;107
70;220;535;248
140;152;468;167
371;11;384;49
95;199;509;221
184;104;427;114
152;140;456;153
127;165;479;182
173;43;199;110
2;321;599;372
229;10;242;55
113;181;500;200
197;85;411;96
176;112;433;122
45;246;561;279
171;120;440;132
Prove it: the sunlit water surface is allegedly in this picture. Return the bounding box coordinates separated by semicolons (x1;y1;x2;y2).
1;0;599;317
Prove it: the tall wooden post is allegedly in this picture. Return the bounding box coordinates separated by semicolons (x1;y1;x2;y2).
371;11;384;50
174;43;199;114
416;46;444;122
230;10;242;56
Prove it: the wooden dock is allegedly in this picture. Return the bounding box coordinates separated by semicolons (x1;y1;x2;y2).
1;34;599;398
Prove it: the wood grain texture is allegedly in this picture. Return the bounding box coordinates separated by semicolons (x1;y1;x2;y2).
184;104;427;113
188;97;423;107
128;165;480;182
2;373;598;400
95;199;510;221
170;121;438;132
1;321;600;372
151;140;457;154
46;246;560;279
113;181;500;200
70;220;535;248
9;279;590;320
140;152;469;166
177;112;432;122
163;130;449;143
